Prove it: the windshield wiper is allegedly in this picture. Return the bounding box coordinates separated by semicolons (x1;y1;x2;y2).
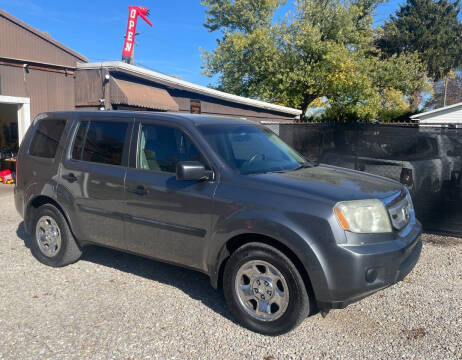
292;161;313;171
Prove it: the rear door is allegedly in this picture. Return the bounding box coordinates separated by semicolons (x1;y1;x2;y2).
123;118;218;270
57;114;134;249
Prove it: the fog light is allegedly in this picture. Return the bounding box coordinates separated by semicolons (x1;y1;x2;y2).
365;268;378;283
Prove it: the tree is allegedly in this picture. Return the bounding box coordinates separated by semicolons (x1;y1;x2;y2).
425;70;462;108
376;0;462;81
201;0;429;121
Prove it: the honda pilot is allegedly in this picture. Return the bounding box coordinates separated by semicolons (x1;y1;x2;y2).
15;111;422;335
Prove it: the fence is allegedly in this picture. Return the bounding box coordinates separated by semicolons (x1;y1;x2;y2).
269;122;462;235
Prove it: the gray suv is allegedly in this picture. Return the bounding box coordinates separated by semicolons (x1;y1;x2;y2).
15;111;422;335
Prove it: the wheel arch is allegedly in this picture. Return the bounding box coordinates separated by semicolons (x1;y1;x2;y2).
24;196;73;237
212;233;318;311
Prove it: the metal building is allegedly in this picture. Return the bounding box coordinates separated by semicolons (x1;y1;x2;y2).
0;9;301;154
75;62;302;123
0;10;87;144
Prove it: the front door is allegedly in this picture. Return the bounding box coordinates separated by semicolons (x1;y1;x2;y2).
124;120;217;270
58;116;133;249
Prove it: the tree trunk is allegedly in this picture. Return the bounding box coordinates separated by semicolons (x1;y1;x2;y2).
443;76;448;107
300;93;318;115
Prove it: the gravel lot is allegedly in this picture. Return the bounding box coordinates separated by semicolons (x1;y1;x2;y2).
0;190;461;360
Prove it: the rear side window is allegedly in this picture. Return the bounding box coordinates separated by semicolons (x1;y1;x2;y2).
29;119;67;158
72;121;128;166
71;121;89;160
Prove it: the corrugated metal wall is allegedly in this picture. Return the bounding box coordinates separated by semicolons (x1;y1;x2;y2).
0;12;85;67
171;89;297;122
75;69;104;107
0;11;86;120
74;69;299;122
0;65;75;119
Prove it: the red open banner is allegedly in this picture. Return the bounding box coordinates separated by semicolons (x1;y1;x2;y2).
122;6;152;62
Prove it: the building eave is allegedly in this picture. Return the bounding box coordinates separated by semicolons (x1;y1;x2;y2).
76;61;302;116
410;102;462;120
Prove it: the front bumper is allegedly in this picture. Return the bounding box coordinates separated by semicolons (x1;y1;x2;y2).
316;219;422;310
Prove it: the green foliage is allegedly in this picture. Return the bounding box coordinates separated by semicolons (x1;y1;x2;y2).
376;0;462;81
201;0;429;121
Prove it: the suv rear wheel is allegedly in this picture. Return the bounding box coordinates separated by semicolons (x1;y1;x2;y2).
223;242;310;336
30;204;82;267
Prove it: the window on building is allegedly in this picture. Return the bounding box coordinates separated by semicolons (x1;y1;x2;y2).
29;119;67;158
190;99;201;114
137;124;205;173
80;121;128;166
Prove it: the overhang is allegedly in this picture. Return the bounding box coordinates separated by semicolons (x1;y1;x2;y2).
110;77;179;111
78;61;302;117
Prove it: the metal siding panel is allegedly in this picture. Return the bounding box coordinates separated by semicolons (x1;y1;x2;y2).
171;92;296;122
0;15;82;67
6;68;76;119
110;78;179;111
0;65;27;96
75;69;103;106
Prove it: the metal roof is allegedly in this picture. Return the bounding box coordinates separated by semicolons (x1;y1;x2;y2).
110;78;179;111
77;61;303;116
410;102;462;120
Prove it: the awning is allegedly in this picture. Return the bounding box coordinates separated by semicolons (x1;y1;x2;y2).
110;77;179;111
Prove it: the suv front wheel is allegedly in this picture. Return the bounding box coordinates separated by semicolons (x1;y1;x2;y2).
223;242;311;336
30;204;82;267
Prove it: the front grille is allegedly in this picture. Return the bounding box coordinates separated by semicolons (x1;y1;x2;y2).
388;193;412;230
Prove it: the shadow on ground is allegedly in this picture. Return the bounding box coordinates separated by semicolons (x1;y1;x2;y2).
16;221;233;322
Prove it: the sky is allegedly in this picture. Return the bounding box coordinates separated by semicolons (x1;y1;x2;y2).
0;0;403;87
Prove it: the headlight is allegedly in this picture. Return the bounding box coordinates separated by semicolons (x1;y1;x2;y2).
334;199;392;233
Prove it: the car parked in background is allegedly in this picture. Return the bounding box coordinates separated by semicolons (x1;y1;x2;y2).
15;111;422;335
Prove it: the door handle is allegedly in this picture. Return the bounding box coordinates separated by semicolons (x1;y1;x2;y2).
129;185;148;196
63;173;78;183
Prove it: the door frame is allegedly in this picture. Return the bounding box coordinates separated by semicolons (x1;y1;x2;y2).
0;95;31;144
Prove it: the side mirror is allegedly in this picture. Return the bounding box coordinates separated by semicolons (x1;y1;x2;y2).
176;161;213;181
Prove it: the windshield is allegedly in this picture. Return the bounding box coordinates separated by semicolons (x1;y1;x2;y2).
199;124;309;175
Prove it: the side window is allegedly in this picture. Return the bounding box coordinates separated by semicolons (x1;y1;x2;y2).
137;124;205;173
71;121;89;160
81;121;128;165
29;119;67;158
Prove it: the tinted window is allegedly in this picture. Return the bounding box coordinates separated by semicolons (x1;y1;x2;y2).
29;119;67;158
82;121;128;165
137;124;205;173
71;121;88;160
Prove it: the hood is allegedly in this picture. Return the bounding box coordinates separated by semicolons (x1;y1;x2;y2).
249;165;403;203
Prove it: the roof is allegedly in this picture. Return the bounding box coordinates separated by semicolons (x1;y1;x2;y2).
36;110;256;126
140;113;256;126
77;61;302;117
0;10;87;63
110;78;179;111
410;102;462;120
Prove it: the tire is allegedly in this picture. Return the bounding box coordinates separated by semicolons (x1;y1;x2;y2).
30;204;82;267
223;242;310;336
